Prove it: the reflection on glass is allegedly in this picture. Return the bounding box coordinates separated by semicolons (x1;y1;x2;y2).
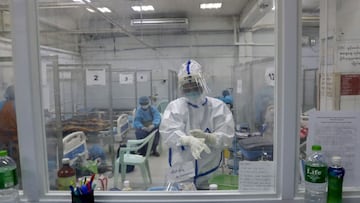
0;0;20;188
298;0;321;191
37;0;276;192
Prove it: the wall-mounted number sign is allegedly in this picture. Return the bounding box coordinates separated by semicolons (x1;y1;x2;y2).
119;73;134;84
86;68;106;86
137;72;149;82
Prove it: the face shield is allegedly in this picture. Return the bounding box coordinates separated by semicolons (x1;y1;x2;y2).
178;60;210;102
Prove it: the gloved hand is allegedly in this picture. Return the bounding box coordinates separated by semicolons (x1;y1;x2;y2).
189;129;217;144
141;126;149;132
147;124;155;132
179;136;211;160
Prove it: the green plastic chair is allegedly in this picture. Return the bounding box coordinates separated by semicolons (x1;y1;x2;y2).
156;100;169;114
113;129;157;188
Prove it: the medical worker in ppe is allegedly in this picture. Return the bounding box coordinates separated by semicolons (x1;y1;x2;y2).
254;67;275;133
218;89;233;109
160;60;234;189
0;85;19;168
134;96;161;157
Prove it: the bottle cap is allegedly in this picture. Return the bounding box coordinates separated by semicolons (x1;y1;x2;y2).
331;156;341;165
62;158;70;164
312;145;321;151
124;180;130;187
209;184;218;190
0;150;8;157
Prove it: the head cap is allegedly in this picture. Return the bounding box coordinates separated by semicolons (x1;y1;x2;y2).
139;96;150;105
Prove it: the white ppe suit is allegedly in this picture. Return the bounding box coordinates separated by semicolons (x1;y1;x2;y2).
160;96;234;189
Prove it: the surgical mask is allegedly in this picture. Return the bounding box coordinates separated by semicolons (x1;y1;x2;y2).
141;104;150;110
185;91;201;101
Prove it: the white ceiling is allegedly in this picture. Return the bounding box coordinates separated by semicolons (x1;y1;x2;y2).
38;0;249;22
1;0;319;51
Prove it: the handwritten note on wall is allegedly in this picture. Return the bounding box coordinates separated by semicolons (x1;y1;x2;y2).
238;161;275;192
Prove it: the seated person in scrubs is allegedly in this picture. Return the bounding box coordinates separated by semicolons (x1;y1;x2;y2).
134;96;161;157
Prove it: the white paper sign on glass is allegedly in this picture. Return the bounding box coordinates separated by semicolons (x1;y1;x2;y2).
86;68;106;86
137;71;148;82
238;161;275;192
308;111;360;187
167;161;194;182
119;73;134;84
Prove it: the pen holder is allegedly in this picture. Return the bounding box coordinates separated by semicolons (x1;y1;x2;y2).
71;191;94;203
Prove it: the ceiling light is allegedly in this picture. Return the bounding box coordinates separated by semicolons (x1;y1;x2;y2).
72;0;91;4
131;5;155;12
86;7;95;12
97;7;112;13
131;18;188;26
200;3;222;10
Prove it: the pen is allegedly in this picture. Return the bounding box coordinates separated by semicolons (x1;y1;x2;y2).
90;174;95;185
69;185;75;194
86;181;91;192
81;185;89;195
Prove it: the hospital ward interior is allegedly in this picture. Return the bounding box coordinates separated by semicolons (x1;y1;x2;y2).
1;0;360;202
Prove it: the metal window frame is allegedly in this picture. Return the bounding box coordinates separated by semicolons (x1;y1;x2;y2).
11;0;356;202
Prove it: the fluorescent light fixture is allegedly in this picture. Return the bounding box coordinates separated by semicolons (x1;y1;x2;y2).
86;7;95;12
130;18;189;30
72;0;91;3
97;7;112;13
131;18;188;26
131;5;155;12
200;3;222;9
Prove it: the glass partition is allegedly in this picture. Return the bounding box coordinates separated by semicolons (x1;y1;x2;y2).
0;0;21;187
298;0;360;197
36;0;278;193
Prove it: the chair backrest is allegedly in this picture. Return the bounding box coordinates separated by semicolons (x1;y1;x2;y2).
156;100;169;114
143;130;156;159
63;131;88;164
123;130;157;159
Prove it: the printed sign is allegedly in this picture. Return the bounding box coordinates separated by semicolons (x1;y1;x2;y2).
137;72;149;82
337;43;360;70
86;68;106;86
119;73;134;84
340;74;360;95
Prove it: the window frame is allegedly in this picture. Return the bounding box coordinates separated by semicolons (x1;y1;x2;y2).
10;0;352;202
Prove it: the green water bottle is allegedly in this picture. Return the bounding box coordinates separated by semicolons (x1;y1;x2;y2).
327;156;345;203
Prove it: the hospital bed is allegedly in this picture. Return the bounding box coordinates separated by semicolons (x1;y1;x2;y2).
114;114;130;142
